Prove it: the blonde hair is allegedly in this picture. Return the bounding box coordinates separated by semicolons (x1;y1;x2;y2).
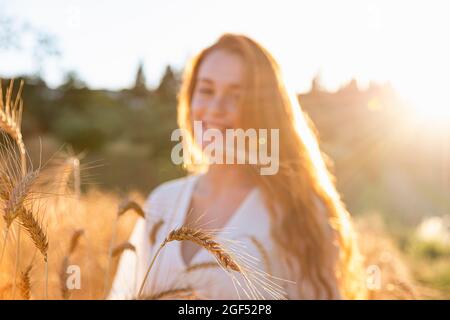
177;33;367;299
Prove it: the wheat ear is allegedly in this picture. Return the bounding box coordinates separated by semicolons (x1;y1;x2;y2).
0;79;33;299
3;170;38;227
56;154;81;199
0;172;13;200
19;264;32;300
18;207;48;299
18;208;48;261
2;170;39;298
138;227;241;297
0;170;37;264
166;227;240;271
0;79;26;171
103;198;145;298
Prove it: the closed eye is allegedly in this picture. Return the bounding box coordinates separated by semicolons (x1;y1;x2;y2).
198;87;214;95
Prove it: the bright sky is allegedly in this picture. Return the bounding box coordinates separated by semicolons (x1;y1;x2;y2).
1;0;449;105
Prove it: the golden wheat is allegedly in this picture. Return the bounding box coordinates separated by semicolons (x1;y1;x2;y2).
18;208;48;261
0;79;26;167
19;264;32;300
138;227;241;297
3;170;38;227
55;152;82;199
166;227;240;272
0;78;29;299
0;172;13;200
0;78;433;301
104;197;145;298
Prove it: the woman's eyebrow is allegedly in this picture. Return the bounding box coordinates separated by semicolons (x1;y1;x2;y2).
197;78;241;91
198;78;240;86
197;77;213;84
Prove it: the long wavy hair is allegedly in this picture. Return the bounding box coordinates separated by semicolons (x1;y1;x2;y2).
176;33;367;299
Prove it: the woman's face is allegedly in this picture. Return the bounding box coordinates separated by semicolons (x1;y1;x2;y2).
191;49;244;143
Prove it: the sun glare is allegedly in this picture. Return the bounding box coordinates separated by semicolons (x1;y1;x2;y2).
395;81;450;127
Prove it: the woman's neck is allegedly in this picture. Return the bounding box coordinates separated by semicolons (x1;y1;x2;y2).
197;164;254;196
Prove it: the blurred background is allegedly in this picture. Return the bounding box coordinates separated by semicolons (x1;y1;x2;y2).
1;0;449;298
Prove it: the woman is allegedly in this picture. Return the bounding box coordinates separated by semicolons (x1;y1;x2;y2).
109;33;367;300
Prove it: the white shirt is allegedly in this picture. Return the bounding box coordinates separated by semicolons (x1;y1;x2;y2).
108;173;339;300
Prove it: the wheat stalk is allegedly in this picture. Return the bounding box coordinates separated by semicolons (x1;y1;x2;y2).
138;227;241;297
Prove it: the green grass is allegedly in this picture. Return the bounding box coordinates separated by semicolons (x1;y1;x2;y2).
403;236;450;299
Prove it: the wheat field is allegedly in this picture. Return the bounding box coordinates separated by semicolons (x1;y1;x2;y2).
0;79;439;300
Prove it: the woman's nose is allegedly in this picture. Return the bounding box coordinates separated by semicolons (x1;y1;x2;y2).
208;94;227;114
